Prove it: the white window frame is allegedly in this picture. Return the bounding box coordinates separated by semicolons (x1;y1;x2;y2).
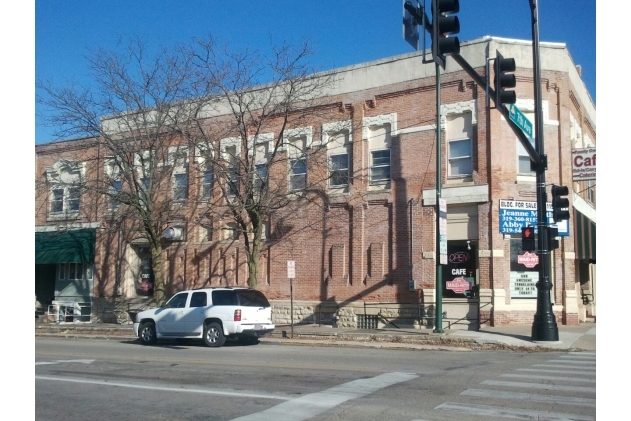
517;137;536;175
447;137;472;177
45;160;85;218
169;147;189;202
329;153;349;187
289;158;307;191
370;149;391;185
323;121;352;190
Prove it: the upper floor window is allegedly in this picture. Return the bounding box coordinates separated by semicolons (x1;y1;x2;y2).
370;150;391;184
290;159;307;191
446;112;473;177
330;154;349;187
50;186;81;214
365;120;394;187
109;180;123;209
587;179;595;203
324;121;352;190
45;160;84;217
202;168;213;199
517;138;536;174
254;163;268;192
169;147;189;202
173;173;188;201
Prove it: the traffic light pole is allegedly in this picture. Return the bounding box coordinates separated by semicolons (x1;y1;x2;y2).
530;0;559;341
434;60;444;334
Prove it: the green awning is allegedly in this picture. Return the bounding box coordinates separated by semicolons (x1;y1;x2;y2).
35;229;95;264
574;210;596;263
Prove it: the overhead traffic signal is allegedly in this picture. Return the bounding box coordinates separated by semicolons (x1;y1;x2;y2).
521;226;536;252
551;184;570;222
494;50;517;106
431;0;460;69
547;226;559;251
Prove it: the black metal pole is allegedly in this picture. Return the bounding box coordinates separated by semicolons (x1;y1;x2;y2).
434;60;444;334
530;0;559;341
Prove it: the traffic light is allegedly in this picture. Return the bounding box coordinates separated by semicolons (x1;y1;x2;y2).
431;0;460;69
521;226;536;252
494;50;517;106
548;226;559;251
551;184;570;222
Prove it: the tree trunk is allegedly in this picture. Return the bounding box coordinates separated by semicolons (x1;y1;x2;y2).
247;235;261;289
151;243;165;305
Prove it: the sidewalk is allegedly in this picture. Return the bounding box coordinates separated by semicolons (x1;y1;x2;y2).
35;320;596;352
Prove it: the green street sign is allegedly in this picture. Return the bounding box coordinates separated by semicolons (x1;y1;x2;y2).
508;104;533;138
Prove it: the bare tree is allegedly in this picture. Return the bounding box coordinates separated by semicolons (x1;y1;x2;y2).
37;34;347;299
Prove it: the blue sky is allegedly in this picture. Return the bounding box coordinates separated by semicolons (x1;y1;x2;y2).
34;0;596;145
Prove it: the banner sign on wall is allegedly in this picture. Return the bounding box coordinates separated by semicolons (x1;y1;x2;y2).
572;148;596;181
499;199;569;236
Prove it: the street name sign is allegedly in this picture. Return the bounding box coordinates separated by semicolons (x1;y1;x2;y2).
508;104;533;138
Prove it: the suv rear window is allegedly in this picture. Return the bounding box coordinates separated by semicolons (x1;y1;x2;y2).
235;290;270;307
212;290;238;306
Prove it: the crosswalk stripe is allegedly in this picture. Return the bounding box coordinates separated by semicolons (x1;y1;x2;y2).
435;402;594;420
481;380;596;393
461;388;596;407
516;368;595;376
501;373;596;383
229;372;418;421
533;364;596;370
546;359;596;365
557;354;596;360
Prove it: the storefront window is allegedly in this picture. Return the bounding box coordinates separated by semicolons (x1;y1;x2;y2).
443;241;478;299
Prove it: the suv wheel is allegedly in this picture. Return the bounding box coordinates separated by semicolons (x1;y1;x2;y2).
139;322;157;345
204;322;226;348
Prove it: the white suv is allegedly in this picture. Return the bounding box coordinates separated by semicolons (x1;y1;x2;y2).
133;287;275;347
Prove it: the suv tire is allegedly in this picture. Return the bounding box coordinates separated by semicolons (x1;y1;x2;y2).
139;322;157;345
204;322;226;347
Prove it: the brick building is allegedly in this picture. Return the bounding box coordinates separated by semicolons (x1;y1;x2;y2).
35;37;596;329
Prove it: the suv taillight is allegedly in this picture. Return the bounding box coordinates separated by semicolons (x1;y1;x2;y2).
234;309;241;321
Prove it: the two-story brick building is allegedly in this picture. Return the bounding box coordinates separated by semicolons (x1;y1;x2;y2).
35;36;596;329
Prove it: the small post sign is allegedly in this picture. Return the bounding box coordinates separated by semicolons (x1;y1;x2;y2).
439;199;448;265
287;260;295;279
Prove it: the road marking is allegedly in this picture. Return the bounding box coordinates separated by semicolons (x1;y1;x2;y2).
533;364;595;370
546;359;596;365
501;373;596;383
516;368;595;376
229;372;418;421
35;376;291;400
481;380;596;394
557;354;596;360
461;388;596;407
435;402;594;420
35;359;95;366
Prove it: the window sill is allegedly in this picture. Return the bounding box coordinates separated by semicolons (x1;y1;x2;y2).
516;175;536;183
47;212;81;222
446;176;473;185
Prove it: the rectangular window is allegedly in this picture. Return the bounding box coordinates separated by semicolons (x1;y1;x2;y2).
370;150;391;184
290;159;307;191
254;163;267;192
517;138;536;174
110;180;122;209
202;169;213;199
212;290;238;306
587;179;595;203
140;177;150;202
51;189;64;213
330;154;349;187
448;139;472;176
190;291;208;308
58;263;66;280
227;166;239;196
67;187;81;211
173;173;188;201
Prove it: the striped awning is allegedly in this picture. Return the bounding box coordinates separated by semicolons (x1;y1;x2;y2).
574;210;596;263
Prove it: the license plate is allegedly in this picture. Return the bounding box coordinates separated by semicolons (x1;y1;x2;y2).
255;324;262;330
